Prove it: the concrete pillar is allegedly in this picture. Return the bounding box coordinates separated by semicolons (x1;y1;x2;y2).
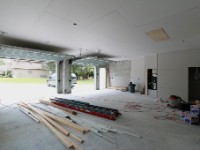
56;61;62;93
64;59;72;93
106;67;110;88
56;60;71;94
94;66;100;90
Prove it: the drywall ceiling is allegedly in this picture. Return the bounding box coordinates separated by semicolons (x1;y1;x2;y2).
0;0;200;60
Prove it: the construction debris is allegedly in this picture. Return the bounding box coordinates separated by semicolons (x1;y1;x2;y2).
45;99;140;139
18;99;141;149
108;86;128;91
18;105;40;123
18;102;87;150
100;127;141;139
181;104;200;125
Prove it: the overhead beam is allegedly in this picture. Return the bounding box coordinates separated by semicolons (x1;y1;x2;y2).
0;44;74;62
73;57;111;66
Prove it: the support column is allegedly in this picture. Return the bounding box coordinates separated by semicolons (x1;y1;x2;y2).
64;59;72;93
94;66;100;90
56;61;62;93
56;60;71;94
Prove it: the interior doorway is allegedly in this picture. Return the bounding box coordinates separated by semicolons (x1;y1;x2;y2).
147;69;157;98
100;68;106;89
188;67;200;102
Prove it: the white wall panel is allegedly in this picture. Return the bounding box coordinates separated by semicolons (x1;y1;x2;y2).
158;49;200;101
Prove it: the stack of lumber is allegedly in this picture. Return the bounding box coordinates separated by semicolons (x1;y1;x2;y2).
18;102;89;150
39;99;141;142
18;99;141;148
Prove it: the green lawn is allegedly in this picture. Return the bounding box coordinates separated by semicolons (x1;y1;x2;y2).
0;77;47;84
77;79;94;84
0;77;94;85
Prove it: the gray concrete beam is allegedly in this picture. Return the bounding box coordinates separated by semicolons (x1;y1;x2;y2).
94;66;100;90
56;60;71;94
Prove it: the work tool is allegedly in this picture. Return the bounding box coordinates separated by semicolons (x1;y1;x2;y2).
50;97;121;120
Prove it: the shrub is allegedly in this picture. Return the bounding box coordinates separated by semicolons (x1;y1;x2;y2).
2;70;12;78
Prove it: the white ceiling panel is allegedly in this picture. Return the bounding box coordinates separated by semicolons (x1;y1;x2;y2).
82;11;138;43
0;0;51;36
30;12;79;45
47;0;124;26
118;0;200;27
136;5;200;40
164;6;200;40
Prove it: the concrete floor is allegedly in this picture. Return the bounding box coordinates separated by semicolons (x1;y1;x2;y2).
0;86;200;150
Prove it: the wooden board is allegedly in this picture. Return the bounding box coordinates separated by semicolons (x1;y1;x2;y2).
39;99;77;115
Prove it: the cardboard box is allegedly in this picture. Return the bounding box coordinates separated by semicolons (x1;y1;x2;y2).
184;114;199;125
190;105;200;115
180;111;190;119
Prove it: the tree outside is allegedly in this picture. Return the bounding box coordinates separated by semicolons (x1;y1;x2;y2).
71;64;94;80
43;62;94;80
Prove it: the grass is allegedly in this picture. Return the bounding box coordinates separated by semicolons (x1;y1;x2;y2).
0;77;94;85
0;77;47;84
77;79;94;84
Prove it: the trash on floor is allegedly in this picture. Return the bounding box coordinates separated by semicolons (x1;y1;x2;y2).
167;95;182;108
180;104;200;125
124;102;143;111
184;113;199;125
17;100;141;149
190;105;200;115
108;86;128;91
167;95;192;111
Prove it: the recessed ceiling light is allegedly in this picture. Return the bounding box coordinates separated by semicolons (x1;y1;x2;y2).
146;28;169;41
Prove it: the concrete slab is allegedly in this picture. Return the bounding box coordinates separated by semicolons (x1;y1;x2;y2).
0;85;200;150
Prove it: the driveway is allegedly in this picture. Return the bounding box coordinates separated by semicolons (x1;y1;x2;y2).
0;83;57;105
0;83;95;106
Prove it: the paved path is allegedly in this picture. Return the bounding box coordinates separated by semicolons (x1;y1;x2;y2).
0;83;96;105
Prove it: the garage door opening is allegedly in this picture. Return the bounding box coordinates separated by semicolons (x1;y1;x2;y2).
71;64;95;94
0;58;58;106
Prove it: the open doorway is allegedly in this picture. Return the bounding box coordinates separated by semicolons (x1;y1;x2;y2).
188;67;200;102
147;69;157;98
100;68;106;89
71;64;95;93
0;58;57;105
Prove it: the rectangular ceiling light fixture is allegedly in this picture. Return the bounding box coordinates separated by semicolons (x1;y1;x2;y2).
146;28;169;41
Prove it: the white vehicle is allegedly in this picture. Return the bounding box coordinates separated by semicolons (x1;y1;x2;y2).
71;73;77;84
47;73;77;88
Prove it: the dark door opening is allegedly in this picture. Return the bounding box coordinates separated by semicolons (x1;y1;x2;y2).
147;69;157;90
188;67;200;102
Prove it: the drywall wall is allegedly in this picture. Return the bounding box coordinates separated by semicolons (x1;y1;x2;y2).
130;57;145;91
130;55;157;92
109;61;131;87
145;54;157;70
158;49;200;101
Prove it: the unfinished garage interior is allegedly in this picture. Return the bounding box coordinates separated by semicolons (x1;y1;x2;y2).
1;0;200;150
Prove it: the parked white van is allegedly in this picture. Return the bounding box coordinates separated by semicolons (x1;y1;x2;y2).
47;73;77;88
